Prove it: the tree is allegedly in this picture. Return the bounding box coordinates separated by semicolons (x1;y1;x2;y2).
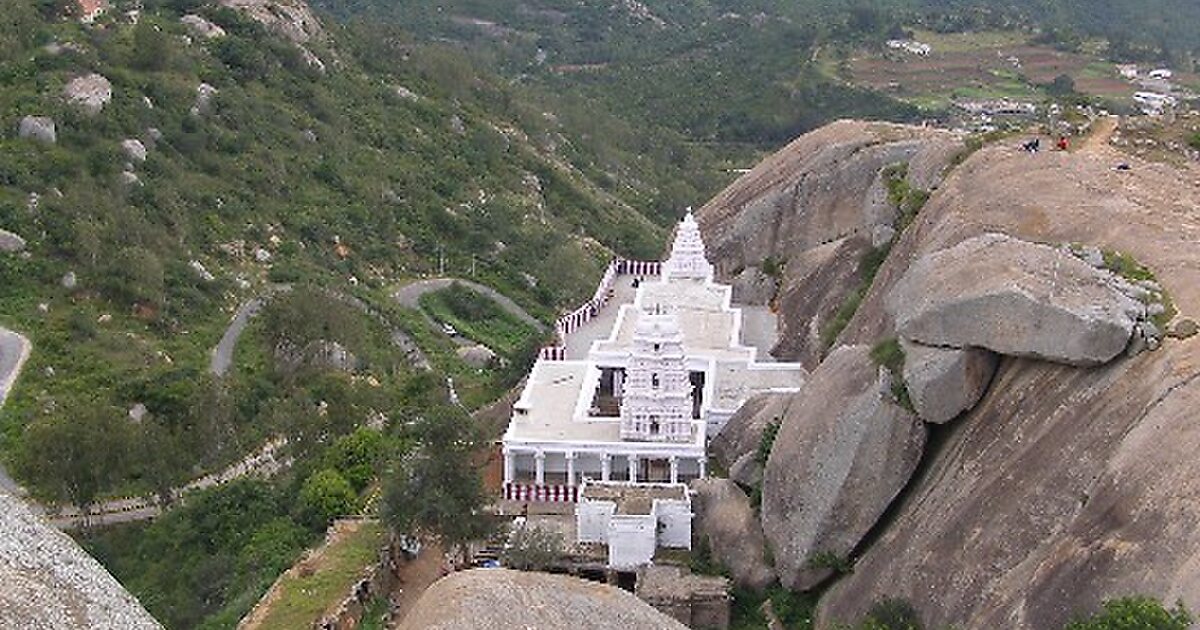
380;407;494;559
1047;74;1078;97
131;21;171;71
324;427;384;492
19;405;131;511
1064;596;1192;630
298;468;358;529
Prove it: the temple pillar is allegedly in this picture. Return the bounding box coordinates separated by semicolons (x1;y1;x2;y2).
669;456;679;485
698;457;707;479
503;448;515;485
565;451;576;487
628;455;639;483
601;453;611;482
535;451;546;485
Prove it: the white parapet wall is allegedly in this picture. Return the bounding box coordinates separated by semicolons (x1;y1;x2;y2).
608;515;658;570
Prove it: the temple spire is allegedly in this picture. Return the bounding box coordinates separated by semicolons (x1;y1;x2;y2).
662;209;714;281
620;307;693;443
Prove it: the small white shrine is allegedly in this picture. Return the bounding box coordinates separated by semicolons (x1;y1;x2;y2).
501;211;806;504
576;481;692;570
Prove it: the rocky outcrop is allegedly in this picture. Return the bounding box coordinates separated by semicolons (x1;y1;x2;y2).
18;116;56;144
887;233;1144;366
691;478;775;592
697;121;962;366
180;14;225;39
742;128;1200;628
773;237;871;368
63;74;112;116
399;568;688;630
121;139;147;163
191;83;218;116
0;230;26;253
900;340;997;424
456;344;496;368
0;490;161;629
711;392;792;473
218;0;323;44
698;120;962;278
762;345;925;591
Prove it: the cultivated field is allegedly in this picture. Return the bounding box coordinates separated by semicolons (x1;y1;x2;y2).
838;30;1145;109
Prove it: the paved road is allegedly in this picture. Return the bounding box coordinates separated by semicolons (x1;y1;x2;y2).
0;327;31;497
393;278;546;332
210;285;292;377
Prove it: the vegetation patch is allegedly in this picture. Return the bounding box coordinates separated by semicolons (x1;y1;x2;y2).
1064;596;1191;630
870;338;914;413
418;282;540;356
252;520;387;630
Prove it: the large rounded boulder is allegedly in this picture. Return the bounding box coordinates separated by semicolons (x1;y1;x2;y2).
761;345;925;591
400;568;689;630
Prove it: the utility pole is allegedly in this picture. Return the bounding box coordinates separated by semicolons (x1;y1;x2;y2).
471;254;476;277
438;244;445;276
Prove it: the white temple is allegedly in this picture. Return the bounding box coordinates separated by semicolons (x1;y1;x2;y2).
501;212;807;503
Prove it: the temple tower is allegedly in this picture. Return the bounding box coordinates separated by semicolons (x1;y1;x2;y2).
620;306;693;442
662;210;714;282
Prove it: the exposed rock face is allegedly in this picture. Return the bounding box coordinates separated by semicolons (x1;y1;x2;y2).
691;478;775;592
887;233;1144;366
762;345;925;591
729;266;778;305
180;14;225;39
456;344;496;369
711;392;792;472
698;120;962;279
191;83;218;116
399;568;688;630
18;116;56;144
755;130;1200;628
900;339;997;424
0;490;161;629
0;230;26;253
773;237;871;368
219;0;323;43
120;139;147;163
63;74;112;116
697;121;962;366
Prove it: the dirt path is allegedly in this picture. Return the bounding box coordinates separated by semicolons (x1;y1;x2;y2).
387;543;447;628
1078;115;1119;154
0;327;31;496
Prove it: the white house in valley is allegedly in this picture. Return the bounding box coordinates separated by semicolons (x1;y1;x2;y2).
500;212;807;505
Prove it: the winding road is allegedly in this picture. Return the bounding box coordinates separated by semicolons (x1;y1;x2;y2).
393;278;546;332
0;327;31;496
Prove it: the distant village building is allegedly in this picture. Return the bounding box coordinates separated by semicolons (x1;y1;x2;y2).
954;99;1037;117
501;212;806;505
1117;64;1140;80
886;39;932;56
77;0;109;23
1149;68;1174;80
1134;91;1177;114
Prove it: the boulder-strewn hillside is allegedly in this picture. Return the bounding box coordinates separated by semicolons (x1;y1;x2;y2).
698;119;1200;628
399;569;689;630
0;490;159;629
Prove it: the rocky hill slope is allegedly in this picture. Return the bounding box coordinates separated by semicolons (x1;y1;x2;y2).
697;119;1200;628
0;490;159;629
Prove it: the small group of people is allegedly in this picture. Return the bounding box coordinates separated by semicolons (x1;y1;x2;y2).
1022;136;1070;153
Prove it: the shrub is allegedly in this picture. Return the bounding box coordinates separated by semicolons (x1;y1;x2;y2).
858;598;924;630
807;550;853;574
500;525;565;571
756;419;781;465
1064;596;1192;630
869;338;905;374
298;468;358;529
